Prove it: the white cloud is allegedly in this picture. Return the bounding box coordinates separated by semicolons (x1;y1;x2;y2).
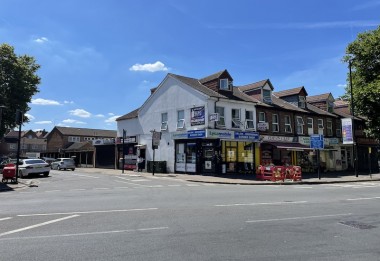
62;119;86;124
69;109;91;118
64;100;74;104
24;113;35;121
108;112;115;116
95;114;105;118
105;115;120;123
129;61;168;72
35;120;53;124
337;84;347;88
31;98;61;105
34;37;49;43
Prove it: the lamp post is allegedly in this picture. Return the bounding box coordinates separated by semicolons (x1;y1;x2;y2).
349;59;358;177
122;129;126;174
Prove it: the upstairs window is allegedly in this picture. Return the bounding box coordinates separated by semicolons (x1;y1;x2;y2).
68;136;80;142
336;120;342;137
259;112;266;122
177;110;185;129
327;119;333;136
231;108;241;128
161;112;168;131
216;107;225;127
263;89;272;103
318;119;324;129
272;114;279;132
220;79;230;90
299;96;306;108
307;118;314;135
245;110;255;129
296;116;304;134
284;115;292;133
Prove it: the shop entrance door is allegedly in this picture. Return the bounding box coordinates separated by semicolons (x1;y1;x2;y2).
202;146;215;173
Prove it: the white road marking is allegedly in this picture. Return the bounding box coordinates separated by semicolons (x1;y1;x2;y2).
0;217;12;221
215;201;307;207
0;215;79;237
346;197;380;201
70;189;86;191
114;177;151;187
114;187;130;189
70;173;100;179
45;190;61;193
186;184;200;187
167;185;181;187
246;213;352;223
94;188;110;190
0;227;169;241
17;208;158;217
294;186;313;189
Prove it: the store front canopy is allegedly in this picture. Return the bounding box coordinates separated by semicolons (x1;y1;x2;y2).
266;142;312;151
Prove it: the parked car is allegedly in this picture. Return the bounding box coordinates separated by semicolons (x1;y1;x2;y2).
17;158;50;178
41;157;56;166
51;158;76;171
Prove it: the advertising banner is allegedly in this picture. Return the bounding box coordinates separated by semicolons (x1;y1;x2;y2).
191;106;205;126
342;118;354;144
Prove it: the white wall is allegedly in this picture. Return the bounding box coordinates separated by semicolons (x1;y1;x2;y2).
117;74;258;173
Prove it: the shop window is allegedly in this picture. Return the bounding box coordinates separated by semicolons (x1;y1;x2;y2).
272;114;279;132
284;115;292;133
216;106;225;127
307;118;314;135
296;116;304;134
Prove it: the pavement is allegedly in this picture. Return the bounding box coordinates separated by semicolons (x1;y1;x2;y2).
1;168;380;192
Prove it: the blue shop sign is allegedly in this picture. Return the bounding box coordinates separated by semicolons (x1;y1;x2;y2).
310;134;324;149
234;131;260;142
188;130;206;138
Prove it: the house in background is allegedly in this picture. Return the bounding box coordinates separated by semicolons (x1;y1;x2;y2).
1;129;48;158
43;126;116;167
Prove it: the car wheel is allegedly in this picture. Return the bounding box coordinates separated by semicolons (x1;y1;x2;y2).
43;171;50;177
71;168;75;171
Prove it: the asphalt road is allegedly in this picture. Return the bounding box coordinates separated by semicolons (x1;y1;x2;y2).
1;170;380;261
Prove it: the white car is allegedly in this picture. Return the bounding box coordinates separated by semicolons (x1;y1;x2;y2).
51;158;76;171
18;159;50;178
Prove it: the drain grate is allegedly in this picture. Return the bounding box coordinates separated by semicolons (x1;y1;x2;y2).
339;221;377;230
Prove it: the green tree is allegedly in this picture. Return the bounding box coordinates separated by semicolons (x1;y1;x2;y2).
343;26;380;140
0;43;41;137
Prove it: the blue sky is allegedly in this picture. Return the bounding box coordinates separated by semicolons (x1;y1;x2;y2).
1;0;379;132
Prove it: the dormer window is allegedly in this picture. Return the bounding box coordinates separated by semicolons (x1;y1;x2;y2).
299;96;306;108
263;89;272;104
220;79;230;90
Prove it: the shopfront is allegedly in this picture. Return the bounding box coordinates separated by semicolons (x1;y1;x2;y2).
173;129;259;175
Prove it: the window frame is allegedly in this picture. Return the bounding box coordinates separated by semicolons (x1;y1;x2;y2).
245;110;255;130
161;112;168;131
258;112;266;122
296;116;304;134
327;119;333;136
220;79;229;90
176;110;185;129
284;115;292;133
231;108;241;128
216;106;225;127
317;119;324;129
272;114;279;132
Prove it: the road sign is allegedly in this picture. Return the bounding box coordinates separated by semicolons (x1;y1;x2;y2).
152;131;161;147
310;134;324;149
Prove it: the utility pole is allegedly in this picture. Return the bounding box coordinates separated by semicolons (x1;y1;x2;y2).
15;109;23;184
349;59;358;177
122;129;126;174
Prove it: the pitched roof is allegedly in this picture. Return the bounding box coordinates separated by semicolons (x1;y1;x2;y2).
238;79;270;92
306;93;331;103
53;126;116;137
306;103;337;117
199;69;228;84
116;108;139;121
65;141;94;151
274;86;307;98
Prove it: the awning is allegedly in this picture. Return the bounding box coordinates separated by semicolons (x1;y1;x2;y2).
134;144;146;149
265;142;312;151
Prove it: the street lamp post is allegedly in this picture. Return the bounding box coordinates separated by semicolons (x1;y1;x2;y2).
349;60;358;177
